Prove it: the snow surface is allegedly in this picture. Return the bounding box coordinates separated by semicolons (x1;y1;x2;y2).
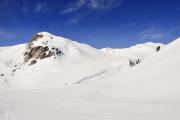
0;32;179;120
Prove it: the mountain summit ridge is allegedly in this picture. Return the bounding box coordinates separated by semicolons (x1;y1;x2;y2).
0;32;177;89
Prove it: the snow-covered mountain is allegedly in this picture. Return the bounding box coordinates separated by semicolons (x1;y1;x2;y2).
0;32;163;89
0;32;180;120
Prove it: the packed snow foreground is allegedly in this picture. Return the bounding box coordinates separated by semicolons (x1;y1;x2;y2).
0;32;180;120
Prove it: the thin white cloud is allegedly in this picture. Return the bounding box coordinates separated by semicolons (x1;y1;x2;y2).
68;17;81;24
34;2;47;12
21;1;47;14
138;27;164;40
61;0;123;24
62;0;123;14
62;0;85;14
0;28;15;40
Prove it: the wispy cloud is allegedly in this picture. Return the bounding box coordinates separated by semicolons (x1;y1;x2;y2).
138;26;165;40
61;0;123;24
0;28;15;40
34;1;47;12
62;0;123;14
61;0;85;14
21;1;47;14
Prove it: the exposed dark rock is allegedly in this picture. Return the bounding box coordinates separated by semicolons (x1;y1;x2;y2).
24;33;63;65
0;74;4;76
42;41;48;45
58;51;61;55
30;60;37;65
25;46;48;62
129;58;141;67
27;34;44;49
31;34;43;42
39;52;47;59
44;46;49;51
156;46;160;52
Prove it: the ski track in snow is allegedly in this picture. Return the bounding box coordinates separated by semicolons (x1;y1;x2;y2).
75;70;107;84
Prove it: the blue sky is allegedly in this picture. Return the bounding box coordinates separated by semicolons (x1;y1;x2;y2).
0;0;180;48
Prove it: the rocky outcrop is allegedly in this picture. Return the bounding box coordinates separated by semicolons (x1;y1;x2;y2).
0;74;4;76
24;33;62;65
156;46;160;52
129;58;141;67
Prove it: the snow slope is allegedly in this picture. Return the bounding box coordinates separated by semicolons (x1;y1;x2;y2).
0;32;162;89
0;33;179;120
101;42;164;60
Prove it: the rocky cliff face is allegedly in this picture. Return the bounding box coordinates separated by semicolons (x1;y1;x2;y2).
24;33;62;65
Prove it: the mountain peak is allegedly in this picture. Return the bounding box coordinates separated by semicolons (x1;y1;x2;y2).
31;32;55;42
37;31;54;35
24;32;63;65
36;32;56;40
23;32;98;65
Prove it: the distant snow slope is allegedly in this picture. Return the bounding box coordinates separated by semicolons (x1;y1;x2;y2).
0;33;179;120
101;42;164;59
